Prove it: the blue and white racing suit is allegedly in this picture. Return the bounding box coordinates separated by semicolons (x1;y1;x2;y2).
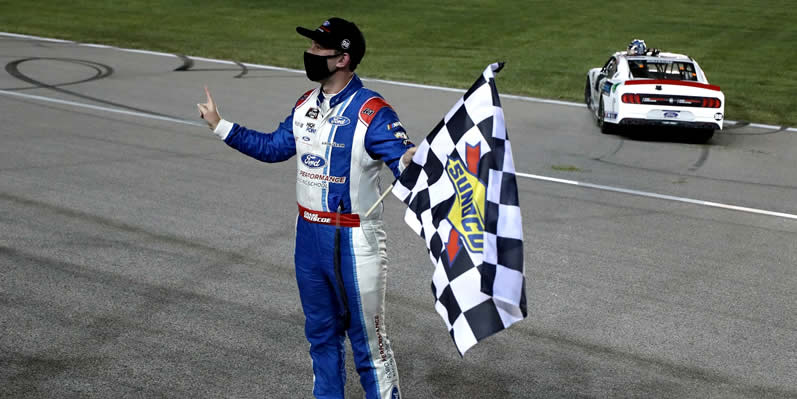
213;74;412;399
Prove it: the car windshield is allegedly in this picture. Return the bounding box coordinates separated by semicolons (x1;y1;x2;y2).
628;59;698;81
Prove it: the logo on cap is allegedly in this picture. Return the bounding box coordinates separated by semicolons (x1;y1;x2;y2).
341;39;350;50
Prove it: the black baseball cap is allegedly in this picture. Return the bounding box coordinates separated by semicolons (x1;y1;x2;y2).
296;17;366;68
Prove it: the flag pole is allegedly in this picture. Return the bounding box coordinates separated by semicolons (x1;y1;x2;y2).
363;182;395;218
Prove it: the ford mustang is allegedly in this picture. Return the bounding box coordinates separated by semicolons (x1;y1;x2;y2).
585;39;724;142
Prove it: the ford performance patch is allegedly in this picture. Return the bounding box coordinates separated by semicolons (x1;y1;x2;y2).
300;153;326;168
328;115;351;126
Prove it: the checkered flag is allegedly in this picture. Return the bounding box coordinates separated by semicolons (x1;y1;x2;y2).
392;62;526;355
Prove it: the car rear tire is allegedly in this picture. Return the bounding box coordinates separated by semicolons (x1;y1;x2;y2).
597;98;615;134
692;128;714;143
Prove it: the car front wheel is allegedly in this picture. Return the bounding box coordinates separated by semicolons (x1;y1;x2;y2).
584;76;592;108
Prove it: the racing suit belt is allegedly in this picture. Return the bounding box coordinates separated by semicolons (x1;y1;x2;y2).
298;203;361;227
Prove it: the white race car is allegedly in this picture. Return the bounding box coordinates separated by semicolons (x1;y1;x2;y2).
585;39;724;141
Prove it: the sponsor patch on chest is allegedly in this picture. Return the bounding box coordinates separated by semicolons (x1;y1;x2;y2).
306;122;317;134
305;108;320;119
322;141;345;148
328;115;351;126
300;153;326;168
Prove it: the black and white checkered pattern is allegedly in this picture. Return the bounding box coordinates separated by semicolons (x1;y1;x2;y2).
393;63;526;355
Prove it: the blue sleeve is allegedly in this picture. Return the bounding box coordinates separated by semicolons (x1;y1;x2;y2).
224;113;296;163
364;107;415;178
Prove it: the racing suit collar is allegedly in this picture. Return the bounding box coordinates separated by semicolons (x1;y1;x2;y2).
317;74;363;109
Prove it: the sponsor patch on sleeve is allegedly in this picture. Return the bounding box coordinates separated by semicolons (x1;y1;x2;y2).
295;89;314;108
359;97;391;126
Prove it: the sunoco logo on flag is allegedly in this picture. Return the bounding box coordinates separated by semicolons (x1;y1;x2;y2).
392;62;527;355
444;145;485;262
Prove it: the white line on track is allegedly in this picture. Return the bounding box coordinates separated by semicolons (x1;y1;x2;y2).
517;172;797;220
2;31;796;221
0;89;205;127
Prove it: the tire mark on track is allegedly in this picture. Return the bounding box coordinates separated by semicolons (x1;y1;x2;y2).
722;120;790;135
590;137;734;186
173;54;194;71
233;61;248;78
1;57;110;91
173;54;248;78
689;146;710;171
592;137;624;161
721;125;790;135
4;57;181;119
724;121;750;130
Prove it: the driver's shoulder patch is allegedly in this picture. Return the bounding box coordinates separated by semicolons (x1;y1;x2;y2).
358;97;391;126
295;89;314;108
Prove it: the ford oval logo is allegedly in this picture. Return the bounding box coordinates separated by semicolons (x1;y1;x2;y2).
301;153;326;169
329;116;351;126
663;111;679;118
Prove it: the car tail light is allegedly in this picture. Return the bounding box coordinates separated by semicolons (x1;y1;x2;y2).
701;98;722;108
622;93;641;104
623;93;722;108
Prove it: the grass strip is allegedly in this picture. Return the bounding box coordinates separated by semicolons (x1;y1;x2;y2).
1;0;794;126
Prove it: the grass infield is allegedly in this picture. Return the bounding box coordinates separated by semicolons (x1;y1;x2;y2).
1;0;795;126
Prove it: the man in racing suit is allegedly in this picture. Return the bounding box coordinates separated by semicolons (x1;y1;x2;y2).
198;17;414;399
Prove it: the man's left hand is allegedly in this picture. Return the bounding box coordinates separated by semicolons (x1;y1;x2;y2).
401;147;418;169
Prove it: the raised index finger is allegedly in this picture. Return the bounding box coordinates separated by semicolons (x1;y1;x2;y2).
204;85;214;104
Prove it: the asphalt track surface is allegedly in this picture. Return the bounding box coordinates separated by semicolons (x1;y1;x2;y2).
1;34;796;398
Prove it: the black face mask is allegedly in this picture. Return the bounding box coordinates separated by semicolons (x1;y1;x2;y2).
303;52;341;82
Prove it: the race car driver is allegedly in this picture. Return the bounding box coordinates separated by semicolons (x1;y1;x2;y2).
197;17;415;399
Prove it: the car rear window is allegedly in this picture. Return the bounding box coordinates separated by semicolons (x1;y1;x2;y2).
628;59;698;81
